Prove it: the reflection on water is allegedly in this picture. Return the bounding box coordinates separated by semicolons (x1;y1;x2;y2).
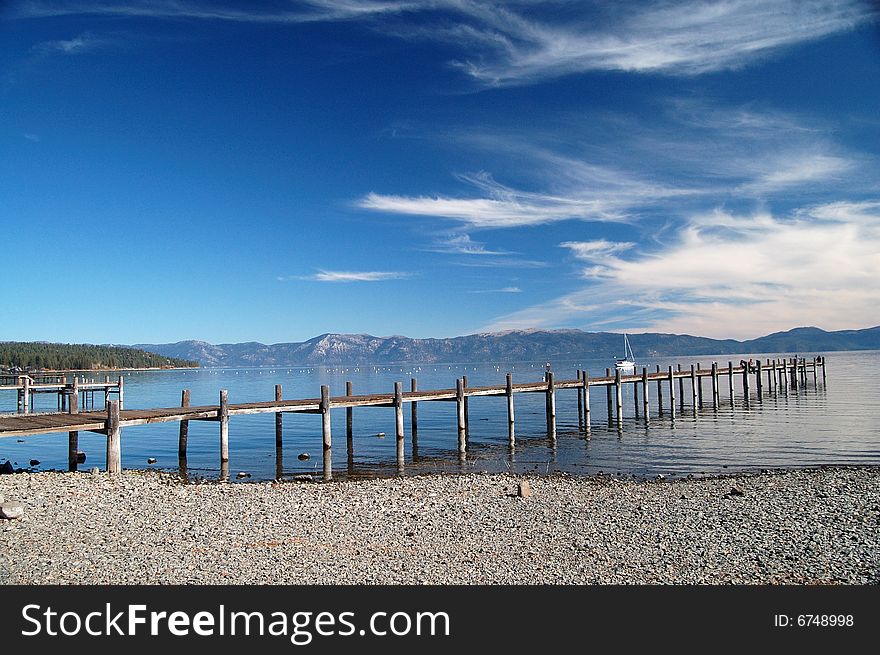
2;351;878;482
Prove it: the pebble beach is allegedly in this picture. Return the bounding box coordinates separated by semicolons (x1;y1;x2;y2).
1;466;878;585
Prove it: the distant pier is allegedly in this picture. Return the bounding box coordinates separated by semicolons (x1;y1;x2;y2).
0;357;826;480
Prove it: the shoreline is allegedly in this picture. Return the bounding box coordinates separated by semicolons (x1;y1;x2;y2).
2;465;877;585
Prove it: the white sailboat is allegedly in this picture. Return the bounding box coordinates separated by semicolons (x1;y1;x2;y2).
615;333;636;372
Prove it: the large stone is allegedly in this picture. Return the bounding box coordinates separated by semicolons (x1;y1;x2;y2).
76;452;87;464
0;501;24;520
518;480;532;498
297;453;310;461
0;461;13;474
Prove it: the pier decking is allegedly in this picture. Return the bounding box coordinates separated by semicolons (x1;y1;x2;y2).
0;356;826;480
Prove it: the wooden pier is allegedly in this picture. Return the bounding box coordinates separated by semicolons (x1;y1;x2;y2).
0;357;826;480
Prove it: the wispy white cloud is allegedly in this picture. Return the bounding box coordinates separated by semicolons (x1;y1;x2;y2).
12;0;421;24
14;2;875;85
281;270;411;282
423;233;510;255
31;33;104;55
22;133;41;142
482;202;880;339
468;286;522;294
358;165;690;228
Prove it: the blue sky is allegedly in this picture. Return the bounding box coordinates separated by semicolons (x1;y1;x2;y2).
2;1;879;344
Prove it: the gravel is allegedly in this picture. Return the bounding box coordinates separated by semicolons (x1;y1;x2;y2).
1;466;878;584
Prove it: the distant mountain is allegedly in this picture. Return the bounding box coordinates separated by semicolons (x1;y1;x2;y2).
132;325;880;367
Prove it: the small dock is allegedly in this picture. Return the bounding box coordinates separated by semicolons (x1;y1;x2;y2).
0;357;826;480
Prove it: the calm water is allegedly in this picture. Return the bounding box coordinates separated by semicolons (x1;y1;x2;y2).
2;351;879;482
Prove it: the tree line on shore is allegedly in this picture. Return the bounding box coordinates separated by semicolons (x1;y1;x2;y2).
0;342;199;371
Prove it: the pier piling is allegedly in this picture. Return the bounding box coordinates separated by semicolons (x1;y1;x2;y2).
178;389;190;459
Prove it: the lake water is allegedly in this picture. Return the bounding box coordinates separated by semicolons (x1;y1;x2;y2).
2;350;878;482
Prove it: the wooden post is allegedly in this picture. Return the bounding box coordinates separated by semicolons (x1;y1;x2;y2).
655;364;663;415
690;364;697;408
274;384;283;449
117;375;124;410
605;368;613;423
711;362;719;409
178;389;190;459
68;377;80;472
410;378;418;438
801;358;808;386
756;360;763;399
547;371;557;435
633;370;639;418
22;376;30;414
506;373;515;443
668;366;676;419
394;381;404;465
345;381;353;442
582;370;591;431
614;369;622;426
790;358;798;390
821;356;827;384
771;359;778;393
766;360;773;392
678;364;684;410
320;384;332;449
696;363;703;408
641;367;649;420
462;375;470;435
728;361;735;404
577;370;584;419
219;390;229;463
106;399;121;474
456;378;466;452
742;364;750;405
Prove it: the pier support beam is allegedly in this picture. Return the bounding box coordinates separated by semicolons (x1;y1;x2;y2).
711;362;719;409
411;378;418;438
821;356;827;384
696;363;703;408
68;377;79;472
118;375;124;410
274;384;283;448
668;366;676;419
641;367;649;421
321;385;332;481
605;368;613;423
633;371;639;418
728;362;735;404
106;400;121;474
655;365;663;415
678;364;685;411
456;378;466;452
690;364;697;409
506;373;515;443
394;382;404;466
22;376;30;414
742;365;750;406
345;381;353;443
614;369;623;426
547;371;557;436
178;389;190;459
582;371;591;433
812;358;817;386
463;375;470;435
577;370;584;420
219;390;229;465
756;360;763;399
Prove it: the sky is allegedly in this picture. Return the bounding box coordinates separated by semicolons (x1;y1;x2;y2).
2;0;880;345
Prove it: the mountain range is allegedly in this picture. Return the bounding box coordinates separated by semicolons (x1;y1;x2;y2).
132;325;880;367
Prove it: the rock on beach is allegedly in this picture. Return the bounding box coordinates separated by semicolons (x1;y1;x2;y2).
0;467;878;584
